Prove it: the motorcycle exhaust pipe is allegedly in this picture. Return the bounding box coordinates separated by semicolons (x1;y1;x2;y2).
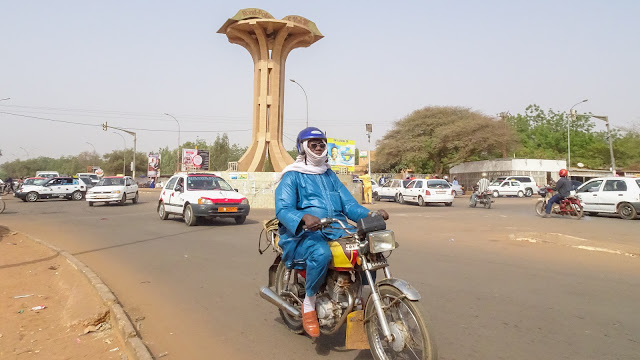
259;287;301;318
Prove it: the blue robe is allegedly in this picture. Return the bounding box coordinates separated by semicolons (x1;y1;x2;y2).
275;170;370;296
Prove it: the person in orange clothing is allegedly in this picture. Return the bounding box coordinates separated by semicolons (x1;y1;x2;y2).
359;170;373;204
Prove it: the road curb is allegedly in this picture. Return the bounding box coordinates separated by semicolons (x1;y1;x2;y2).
21;232;154;360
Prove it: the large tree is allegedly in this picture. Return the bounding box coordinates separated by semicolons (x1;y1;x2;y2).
374;106;517;174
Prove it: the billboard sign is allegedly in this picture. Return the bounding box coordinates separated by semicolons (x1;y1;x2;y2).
182;149;210;171
327;138;355;172
147;153;161;178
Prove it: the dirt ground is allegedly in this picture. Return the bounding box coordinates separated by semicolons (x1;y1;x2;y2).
0;226;127;360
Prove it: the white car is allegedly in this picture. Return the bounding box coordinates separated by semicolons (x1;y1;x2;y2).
374;179;411;202
157;173;250;226
398;179;455;206
448;182;465;196
16;177;87;202
86;176;139;206
575;177;640;220
494;175;539;197
488;179;527;198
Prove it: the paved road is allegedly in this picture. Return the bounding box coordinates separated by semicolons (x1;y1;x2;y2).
0;193;638;360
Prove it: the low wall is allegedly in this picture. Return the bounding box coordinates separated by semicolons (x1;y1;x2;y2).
216;172;363;209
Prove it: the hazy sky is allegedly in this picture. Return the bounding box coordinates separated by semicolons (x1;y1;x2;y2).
1;1;639;164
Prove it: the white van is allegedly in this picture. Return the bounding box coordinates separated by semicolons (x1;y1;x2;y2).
35;171;60;178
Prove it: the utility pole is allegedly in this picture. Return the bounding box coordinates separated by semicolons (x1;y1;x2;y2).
103;122;137;180
366;124;372;175
591;115;616;176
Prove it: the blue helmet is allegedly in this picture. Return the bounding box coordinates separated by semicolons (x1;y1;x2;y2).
296;127;326;154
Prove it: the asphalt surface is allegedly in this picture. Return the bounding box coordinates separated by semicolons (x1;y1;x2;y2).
0;192;638;360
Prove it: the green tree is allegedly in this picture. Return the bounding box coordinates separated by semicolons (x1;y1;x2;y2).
374;106;517;174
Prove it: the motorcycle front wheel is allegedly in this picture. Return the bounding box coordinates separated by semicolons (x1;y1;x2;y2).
274;262;305;334
569;203;584;220
535;200;545;216
365;285;437;360
483;195;491;209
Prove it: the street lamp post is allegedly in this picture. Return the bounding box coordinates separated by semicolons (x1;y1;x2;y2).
102;122;137;180
0;97;10;102
591;115;616;176
112;132;127;175
19;147;29;158
568;99;588;170
85;142;96;154
164;113;181;172
290;79;309;127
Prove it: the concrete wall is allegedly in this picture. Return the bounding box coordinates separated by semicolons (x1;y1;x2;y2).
449;159;566;189
216;172;363;209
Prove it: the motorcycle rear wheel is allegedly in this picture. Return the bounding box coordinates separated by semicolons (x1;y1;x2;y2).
535;200;545;216
568;203;584;220
274;262;305;334
365;285;437;360
484;196;491;209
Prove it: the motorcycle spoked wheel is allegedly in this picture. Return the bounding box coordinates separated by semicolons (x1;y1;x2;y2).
568;203;584;220
365;285;437;360
535;200;546;216
483;196;491;209
274;262;305;334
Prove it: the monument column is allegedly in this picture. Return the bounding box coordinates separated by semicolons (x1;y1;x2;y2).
218;9;323;172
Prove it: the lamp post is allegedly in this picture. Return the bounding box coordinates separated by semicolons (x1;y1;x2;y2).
591;115;616;176
112;132;127;175
568;99;588;170
164;113;181;172
0;97;10;102
289;79;309;127
85;142;96;154
19;147;29;158
102;122;137;180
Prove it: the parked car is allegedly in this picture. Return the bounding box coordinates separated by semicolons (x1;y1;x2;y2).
488;179;527;198
575;177;640;220
158;173;250;226
538;180;582;198
86;176;139;206
448;182;465;196
35;171;60;178
493;175;539;197
398;179;455;206
15;177;87;202
374;179;411;202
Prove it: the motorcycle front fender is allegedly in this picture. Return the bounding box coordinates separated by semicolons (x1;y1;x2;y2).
376;278;421;301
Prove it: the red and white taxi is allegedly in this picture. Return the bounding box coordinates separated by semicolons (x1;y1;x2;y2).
157;173;250;226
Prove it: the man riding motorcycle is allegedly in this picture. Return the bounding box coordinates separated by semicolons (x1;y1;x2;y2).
274;126;389;337
543;169;572;218
470;172;490;205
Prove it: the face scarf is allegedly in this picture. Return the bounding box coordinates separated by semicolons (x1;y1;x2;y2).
276;140;331;182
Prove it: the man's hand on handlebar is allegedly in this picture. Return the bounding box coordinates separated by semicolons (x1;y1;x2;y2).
301;214;322;231
370;209;390;220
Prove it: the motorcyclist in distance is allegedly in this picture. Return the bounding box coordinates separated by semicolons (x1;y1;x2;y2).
275;126;389;338
470;172;490;205
543;169;572;218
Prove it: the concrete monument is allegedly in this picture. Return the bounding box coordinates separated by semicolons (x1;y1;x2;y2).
218;8;323;172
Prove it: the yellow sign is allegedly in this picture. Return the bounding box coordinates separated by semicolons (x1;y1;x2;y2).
328;138;355;172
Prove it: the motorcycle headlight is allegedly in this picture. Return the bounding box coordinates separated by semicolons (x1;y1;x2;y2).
368;230;397;253
198;198;213;205
240;198;248;205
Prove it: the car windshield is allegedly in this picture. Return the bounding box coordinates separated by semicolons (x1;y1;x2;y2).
25;178;47;186
426;180;450;189
187;176;234;191
90;175;99;181
97;178;125;186
490;180;502;186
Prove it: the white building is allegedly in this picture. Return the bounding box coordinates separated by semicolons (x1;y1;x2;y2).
449;159;566;189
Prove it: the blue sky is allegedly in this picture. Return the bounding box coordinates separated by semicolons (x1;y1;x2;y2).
1;1;638;163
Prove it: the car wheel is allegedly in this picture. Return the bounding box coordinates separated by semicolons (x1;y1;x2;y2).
525;188;533;197
88;201;94;207
397;193;404;204
493;190;499;198
417;196;425;207
618;202;637;220
158;202;169;220
453;190;459;197
72;191;83;201
445;202;453;207
235;215;246;225
373;192;380;201
587;212;598;217
26;192;39;202
517;190;524;198
184;204;197;226
119;193;127;205
132;192;139;204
